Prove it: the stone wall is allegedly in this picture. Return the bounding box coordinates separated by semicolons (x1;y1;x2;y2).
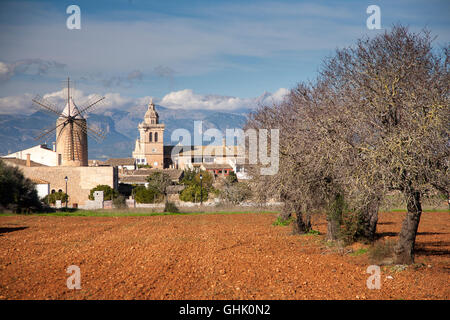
13;165;117;206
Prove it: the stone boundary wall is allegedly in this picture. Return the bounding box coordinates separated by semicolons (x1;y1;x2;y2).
11;165;117;206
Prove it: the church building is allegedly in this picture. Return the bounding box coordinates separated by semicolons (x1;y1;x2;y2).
132;100;165;169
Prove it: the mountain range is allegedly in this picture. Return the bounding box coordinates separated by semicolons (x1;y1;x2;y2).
0;105;248;160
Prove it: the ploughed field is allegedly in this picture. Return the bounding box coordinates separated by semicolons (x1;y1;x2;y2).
0;211;449;300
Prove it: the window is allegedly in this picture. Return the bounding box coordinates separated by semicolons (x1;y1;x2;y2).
155;132;158;142
149;132;152;142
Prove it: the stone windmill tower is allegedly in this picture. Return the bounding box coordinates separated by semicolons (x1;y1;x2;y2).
32;78;106;166
55;97;88;166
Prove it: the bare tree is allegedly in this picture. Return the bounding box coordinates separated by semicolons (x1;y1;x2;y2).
146;171;173;203
320;25;449;263
246;81;354;237
247;26;448;261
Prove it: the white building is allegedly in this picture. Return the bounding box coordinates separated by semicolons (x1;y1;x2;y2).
30;178;50;200
3;144;60;166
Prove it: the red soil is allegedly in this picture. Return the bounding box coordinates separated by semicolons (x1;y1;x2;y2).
0;211;448;300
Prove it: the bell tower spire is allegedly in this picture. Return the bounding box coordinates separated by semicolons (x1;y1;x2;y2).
132;98;165;168
144;99;159;124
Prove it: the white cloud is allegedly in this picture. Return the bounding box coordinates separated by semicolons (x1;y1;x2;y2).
0;93;34;115
258;88;290;106
0;88;289;115
160;88;289;111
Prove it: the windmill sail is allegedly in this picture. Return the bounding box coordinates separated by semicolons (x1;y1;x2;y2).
31;77;106;166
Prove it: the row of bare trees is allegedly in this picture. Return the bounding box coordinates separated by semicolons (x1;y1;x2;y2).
246;25;449;264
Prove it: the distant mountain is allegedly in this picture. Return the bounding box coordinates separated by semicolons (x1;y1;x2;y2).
0;105;248;160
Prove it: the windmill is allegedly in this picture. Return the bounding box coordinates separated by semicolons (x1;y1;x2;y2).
32;77;106;166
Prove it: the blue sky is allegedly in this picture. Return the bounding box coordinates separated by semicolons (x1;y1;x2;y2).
0;0;448;114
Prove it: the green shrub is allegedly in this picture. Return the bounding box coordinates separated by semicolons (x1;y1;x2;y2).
88;185;118;201
179;184;208;202
134;186;163;203
305;229;320;236
43;191;68;205
272;216;293;226
350;248;368;256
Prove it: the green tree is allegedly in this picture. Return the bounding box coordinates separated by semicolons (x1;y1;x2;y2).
181;169;213;188
194;171;213;189
180;168;197;185
0;160;41;213
179;184;208;203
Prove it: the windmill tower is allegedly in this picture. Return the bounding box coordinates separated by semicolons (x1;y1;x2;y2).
32;77;106;166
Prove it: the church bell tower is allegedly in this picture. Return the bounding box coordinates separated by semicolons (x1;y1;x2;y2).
132;100;165;169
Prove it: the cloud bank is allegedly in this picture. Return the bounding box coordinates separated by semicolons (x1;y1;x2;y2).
160;88;289;111
0;88;289;116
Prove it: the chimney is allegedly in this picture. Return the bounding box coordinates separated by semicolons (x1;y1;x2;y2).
222;138;226;146
52;142;56;152
26;154;31;167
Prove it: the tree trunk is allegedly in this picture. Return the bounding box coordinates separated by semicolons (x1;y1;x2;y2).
291;202;311;234
304;211;312;231
293;211;307;234
394;190;422;264
279;201;292;222
326;216;340;240
326;194;344;241
356;199;379;242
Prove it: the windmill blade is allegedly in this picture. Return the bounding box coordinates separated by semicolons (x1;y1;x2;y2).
31;95;63;117
73;120;106;142
70;121;75;160
86;124;106;142
56;121;69;141
34;120;67;141
72;95;106;118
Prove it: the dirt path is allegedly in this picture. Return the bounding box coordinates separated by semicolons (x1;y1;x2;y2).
0;212;448;299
